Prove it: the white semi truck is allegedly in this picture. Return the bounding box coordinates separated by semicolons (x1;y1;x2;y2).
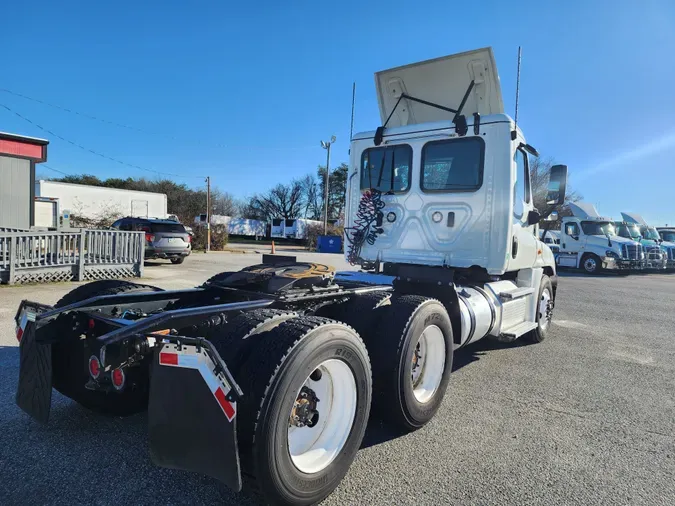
556;202;643;274
618;212;672;270
15;47;568;506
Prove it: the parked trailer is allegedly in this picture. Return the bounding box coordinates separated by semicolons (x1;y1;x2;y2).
15;47;569;505
36;180;168;220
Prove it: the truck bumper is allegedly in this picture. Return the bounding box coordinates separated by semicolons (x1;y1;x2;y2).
145;248;191;259
602;257;633;270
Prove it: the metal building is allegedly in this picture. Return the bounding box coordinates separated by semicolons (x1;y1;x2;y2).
0;132;49;229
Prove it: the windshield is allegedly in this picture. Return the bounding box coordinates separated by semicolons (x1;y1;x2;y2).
641;227;660;241
660;231;675;242
615;223;641;239
580;221;616;237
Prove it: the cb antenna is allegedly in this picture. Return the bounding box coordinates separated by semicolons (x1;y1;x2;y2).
350;81;356;141
512;46;522;141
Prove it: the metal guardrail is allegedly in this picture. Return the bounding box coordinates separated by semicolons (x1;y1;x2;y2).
0;230;145;284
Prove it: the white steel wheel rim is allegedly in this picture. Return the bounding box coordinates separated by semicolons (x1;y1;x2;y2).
287;359;357;474
539;288;552;330
411;325;446;403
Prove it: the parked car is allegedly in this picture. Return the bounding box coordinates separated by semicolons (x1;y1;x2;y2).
111;217;191;264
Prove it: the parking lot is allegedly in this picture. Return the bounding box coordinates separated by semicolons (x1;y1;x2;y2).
1;253;674;505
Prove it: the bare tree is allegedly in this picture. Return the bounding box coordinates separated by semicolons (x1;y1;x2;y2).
300;174;321;219
247;181;305;221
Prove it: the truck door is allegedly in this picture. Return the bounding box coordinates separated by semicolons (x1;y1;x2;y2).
508;147;537;270
559;220;582;267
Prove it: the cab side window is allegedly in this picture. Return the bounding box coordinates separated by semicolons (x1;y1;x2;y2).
111;219;123;229
513;148;531;219
565;223;580;237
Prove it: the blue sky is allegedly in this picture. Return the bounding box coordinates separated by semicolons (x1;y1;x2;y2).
2;0;675;224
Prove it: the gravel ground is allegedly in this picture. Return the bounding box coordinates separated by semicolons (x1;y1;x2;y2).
1;254;674;505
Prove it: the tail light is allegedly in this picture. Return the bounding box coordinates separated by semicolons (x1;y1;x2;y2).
111;368;125;390
89;356;101;379
187;235;191;244
145;232;155;242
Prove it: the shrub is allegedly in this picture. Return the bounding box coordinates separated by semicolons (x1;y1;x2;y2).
192;224;229;251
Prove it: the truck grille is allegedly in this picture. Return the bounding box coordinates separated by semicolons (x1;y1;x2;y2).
646;246;663;259
621;243;641;260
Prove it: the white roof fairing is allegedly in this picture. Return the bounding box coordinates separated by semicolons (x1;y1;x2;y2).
568;202;613;221
374;47;504;128
620;212;648;226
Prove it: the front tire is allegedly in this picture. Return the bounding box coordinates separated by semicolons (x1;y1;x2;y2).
525;275;554;343
367;295;453;431
235;316;371;506
581;253;601;274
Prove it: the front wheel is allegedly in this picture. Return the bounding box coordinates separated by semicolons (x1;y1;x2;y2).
525;275;554;343
235;316;371;506
581;253;601;274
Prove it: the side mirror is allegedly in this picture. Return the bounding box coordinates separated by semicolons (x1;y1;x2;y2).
547;164;568;206
527;210;541;226
544;211;559;222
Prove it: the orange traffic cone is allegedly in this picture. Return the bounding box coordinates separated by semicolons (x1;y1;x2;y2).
271;241;276;254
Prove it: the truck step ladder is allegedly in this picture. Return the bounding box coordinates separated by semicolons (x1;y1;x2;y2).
499;287;535;301
500;321;538;339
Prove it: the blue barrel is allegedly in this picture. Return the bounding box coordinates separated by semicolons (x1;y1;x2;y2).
317;235;342;253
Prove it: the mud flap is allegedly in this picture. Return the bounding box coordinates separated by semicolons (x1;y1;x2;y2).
16;318;53;424
148;343;242;492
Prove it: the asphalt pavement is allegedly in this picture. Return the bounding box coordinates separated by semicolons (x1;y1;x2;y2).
1;254;674;505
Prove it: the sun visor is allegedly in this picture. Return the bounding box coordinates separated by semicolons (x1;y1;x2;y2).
375;47;504;127
620;212;647;225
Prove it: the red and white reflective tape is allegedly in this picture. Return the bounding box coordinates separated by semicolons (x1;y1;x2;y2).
16;310;30;343
159;345;236;422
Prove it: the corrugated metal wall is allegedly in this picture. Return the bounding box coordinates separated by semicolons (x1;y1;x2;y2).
0;156;31;229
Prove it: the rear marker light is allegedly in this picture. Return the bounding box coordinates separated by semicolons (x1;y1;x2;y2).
16;326;24;342
145;232;155;242
88;319;96;330
111;368;125;390
89;356;101;379
159;352;178;365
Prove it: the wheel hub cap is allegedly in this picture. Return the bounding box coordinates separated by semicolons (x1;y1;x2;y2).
287;359;357;474
539;289;553;330
410;325;446;404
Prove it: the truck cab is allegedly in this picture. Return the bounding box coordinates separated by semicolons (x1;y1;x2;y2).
344;47;568;345
556;203;642;274
620;212;669;270
656;227;675;269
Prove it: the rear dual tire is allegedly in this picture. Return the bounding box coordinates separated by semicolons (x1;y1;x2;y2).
319;293;453;432
229;316;371;506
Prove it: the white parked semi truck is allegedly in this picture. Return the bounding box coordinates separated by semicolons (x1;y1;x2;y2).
15;48;568;505
556;202;643;274
618;212;671;270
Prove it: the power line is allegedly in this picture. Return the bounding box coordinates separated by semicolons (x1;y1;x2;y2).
0;102;205;180
0;88;320;153
41;164;71;176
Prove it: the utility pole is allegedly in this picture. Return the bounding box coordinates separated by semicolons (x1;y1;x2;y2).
205;176;211;252
320;136;336;235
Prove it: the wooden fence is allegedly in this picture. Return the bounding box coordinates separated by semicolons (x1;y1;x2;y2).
0;230;145;284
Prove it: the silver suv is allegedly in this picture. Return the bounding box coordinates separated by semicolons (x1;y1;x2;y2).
111;217;191;264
